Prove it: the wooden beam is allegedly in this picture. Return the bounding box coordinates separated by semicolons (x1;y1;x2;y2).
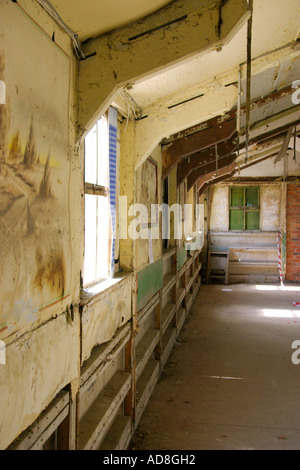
162;112;237;178
78;0;250;137
187;154;237;190
177;137;238;185
197;164;237;196
162;84;295;179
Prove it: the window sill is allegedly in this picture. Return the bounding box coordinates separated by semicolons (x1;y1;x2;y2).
209;230;279;235
80;273;132;306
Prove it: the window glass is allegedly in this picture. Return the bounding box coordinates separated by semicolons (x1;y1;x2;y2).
231;187;244;206
97;117;109;187
246;210;260;230
83;114;111;287
229;187;260;231
229;208;244;230
246;187;259;207
84;194;97;285
84;125;97;185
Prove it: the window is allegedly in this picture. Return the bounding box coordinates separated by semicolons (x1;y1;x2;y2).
229;186;260;230
83;115;110;286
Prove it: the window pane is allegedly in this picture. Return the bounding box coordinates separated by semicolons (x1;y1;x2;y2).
231;187;244;207
84;125;97;184
84;194;97;285
96;195;109;280
246;187;259;207
246;211;259;230
230;209;244;230
97;117;108;187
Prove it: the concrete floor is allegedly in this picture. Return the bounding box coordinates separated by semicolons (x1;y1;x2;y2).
130;283;300;450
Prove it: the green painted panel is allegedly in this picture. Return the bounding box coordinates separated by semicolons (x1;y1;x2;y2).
246;210;259;230
177;247;187;271
137;259;163;311
229;209;244;230
231;187;244;206
246;187;259;207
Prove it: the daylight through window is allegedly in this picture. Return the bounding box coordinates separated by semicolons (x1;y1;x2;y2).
83;116;110;286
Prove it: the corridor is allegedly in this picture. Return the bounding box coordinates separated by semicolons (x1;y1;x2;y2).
130;284;300;450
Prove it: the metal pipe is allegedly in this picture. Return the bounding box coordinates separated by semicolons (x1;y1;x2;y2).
36;0;86;59
237;64;242;135
245;0;253;164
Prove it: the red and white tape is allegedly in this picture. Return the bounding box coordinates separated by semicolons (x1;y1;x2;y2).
277;232;284;286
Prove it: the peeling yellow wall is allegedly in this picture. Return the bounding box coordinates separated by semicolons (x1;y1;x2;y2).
210;183;282;233
81;276;132;363
210;186;229;232
0;310;80;450
135;145;162;272
0;0;81;448
260;185;281;231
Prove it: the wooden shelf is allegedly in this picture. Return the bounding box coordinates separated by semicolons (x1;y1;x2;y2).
176;287;185;307
99;415;132;450
187;275;193;291
186;292;193;312
161;326;176;367
162;247;176;260
176;306;186;334
79;371;131;450
135;359;160;426
162;273;176;295
135;328;159;379
230;260;277;266
161;302;176;333
207;249;229;284
8;390;70;450
80;323;130;393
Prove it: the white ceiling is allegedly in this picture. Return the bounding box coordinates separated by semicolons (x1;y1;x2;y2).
51;0;173;41
51;0;300;136
128;0;300;108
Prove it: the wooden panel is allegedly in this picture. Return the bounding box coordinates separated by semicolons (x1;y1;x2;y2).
162;113;237;178
176;247;187;271
79;371;131;450
136;260;163;312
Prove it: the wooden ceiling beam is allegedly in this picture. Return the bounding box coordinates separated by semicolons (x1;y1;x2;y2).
187;153;237;190
196;163;237;196
162;112;237;178
162;84;295;179
177;136;238;185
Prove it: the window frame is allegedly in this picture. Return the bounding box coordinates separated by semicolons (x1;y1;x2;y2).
229;186;260;231
83;114;111;289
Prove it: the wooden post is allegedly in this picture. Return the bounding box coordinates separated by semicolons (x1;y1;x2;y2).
155;299;161;360
124;337;134;421
56;387;77;450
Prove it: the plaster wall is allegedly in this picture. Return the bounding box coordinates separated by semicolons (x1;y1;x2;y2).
0;0;81;448
210;183;282;233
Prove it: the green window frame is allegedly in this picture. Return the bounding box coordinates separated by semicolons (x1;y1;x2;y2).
229;186;260;231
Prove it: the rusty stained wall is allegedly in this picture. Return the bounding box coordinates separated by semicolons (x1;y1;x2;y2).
0;0;81;450
81;276;132;363
209;183;282;233
135;145;163;272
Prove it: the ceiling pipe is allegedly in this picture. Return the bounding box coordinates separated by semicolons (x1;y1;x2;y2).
245;0;253;164
36;0;86;59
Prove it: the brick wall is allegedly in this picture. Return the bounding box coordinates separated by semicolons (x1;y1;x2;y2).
286;184;300;282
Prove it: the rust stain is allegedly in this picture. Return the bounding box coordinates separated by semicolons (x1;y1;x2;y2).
0;51;10;165
34;246;66;297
